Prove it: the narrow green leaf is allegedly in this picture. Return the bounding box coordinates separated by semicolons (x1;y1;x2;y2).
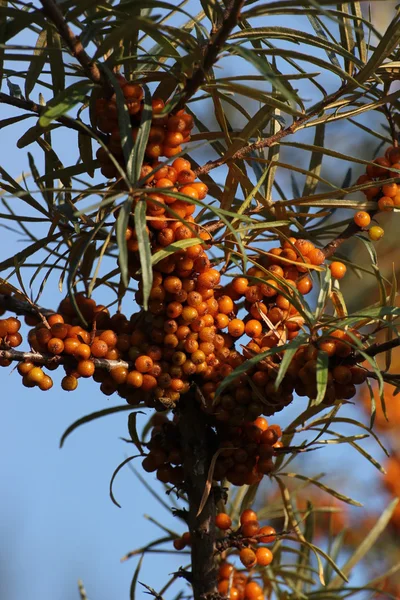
127;84;152;183
327;498;400;589
78;131;94;178
314;351;329;406
38;81;93;127
60;405;135;448
134;200;153;310
47;26;64;95
280;472;362;507
130;555;144;600
151;238;203;265
25;29;47;99
275;334;309;390
116;199;131;290
128;411;145;455
110;455;140;508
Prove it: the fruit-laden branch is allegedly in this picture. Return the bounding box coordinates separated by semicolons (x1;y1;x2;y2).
175;0;246;112
178;388;218;599
39;0;104;87
0;346;129;371
0;93;100;137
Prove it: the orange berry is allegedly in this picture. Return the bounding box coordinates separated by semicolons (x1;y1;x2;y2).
245;320;263;338
228;318;245;338
61;375;78;391
26;366;45;385
47;314;64;326
329;261;347;280
258;525;276;544
255;547;273;566
74;343;91;360
241;509;258;525
239;547;257;569
215;513;232;530
17;361;35;376
296;276;313;295
91;339;109;358
369;226;384;241
172;158;191;172
241;520;260;538
378;196;394;211
126;370;144;388
39;374;53;391
77;359;95;377
308;248;325;266
135;355;154;373
244;581;264;600
173;537;185;551
190;182;208;200
47;337;64;355
353;211;371;228
219;563;234;579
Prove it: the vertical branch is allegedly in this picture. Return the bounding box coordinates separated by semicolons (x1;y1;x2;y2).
178;389;218;600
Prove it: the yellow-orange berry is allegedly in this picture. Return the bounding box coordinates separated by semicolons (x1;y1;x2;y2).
329;261;347;279
239;547;257;569
61;375;78;391
77;360;95;378
255;547;273;566
353;211;371;228
369;226;384;241
215;513;232;530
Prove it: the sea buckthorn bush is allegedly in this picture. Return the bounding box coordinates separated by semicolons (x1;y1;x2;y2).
1;1;400;599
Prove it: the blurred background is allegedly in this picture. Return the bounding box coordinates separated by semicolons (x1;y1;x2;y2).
0;1;399;599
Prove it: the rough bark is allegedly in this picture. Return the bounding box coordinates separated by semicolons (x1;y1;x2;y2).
178;388;218;600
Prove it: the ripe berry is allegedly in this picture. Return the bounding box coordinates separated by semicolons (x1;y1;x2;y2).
26;366;45;385
329;261;347;279
61;375;78;391
239;547;257;569
255;547;273;566
241;520;260;538
77;360;95;378
241;509;258;525
258;525;276;543
353;211;371;228
378;196;394;211
369;226;384;241
215;513;232;530
39;375;53;391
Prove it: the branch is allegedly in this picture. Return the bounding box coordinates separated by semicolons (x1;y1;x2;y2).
364;338;400;359
0;293;54;318
175;0;245;111
194;84;348;176
322;221;361;258
39;0;103;87
178;388;218;600
0;346;129;371
0;92;101;138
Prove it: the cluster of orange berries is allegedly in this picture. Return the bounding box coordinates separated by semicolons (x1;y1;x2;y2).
215;508;276;571
143;414;283;487
94;76;194;179
217;562;270;600
355;145;400;241
213;417;282;486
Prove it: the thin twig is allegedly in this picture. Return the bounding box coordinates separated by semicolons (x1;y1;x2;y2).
174;0;245;112
39;0;103;86
194;84;348;176
0;92;100;137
